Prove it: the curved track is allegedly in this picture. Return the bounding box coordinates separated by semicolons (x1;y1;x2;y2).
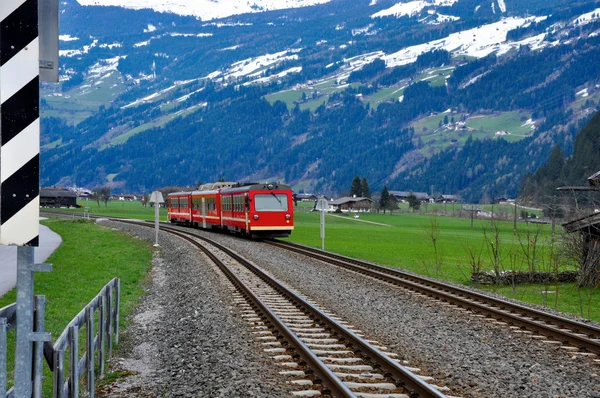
266;240;600;356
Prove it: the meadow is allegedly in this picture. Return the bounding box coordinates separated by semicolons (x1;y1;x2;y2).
0;219;153;395
45;200;599;321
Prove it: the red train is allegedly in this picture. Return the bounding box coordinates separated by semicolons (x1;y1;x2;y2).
167;182;294;238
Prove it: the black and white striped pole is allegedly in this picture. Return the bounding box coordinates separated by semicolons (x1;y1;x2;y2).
1;0;57;396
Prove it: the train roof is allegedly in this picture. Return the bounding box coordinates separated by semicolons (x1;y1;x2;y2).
221;182;292;194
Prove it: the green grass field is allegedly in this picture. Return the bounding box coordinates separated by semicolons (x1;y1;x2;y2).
0;219;153;396
410;110;534;156
46;200;599;321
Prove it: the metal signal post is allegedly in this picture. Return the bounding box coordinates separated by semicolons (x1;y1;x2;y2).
0;0;57;396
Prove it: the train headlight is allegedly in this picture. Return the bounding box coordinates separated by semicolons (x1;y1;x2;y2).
285;214;291;220
253;215;259;220
267;184;274;190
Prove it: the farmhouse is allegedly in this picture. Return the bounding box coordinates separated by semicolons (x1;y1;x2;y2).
40;188;78;208
330;197;373;212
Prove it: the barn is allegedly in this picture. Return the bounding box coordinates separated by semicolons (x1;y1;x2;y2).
40;188;79;208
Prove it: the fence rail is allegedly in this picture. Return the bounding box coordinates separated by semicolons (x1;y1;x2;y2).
53;278;120;398
0;278;120;398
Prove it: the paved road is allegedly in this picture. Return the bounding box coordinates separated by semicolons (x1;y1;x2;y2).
0;223;61;298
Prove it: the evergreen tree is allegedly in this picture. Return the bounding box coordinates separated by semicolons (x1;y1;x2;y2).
361;177;371;198
407;192;421;211
380;185;390;214
350;176;362;197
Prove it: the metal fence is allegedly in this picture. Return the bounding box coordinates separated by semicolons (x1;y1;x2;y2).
0;278;120;398
0;303;16;398
52;278;120;398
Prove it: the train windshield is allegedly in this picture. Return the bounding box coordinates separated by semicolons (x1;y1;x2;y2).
254;193;288;212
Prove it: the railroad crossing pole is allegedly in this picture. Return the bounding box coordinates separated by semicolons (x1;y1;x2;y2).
0;1;57;396
149;191;164;247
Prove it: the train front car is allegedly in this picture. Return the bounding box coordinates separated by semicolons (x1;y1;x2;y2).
221;183;294;239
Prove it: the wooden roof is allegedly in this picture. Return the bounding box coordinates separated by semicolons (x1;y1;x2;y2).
563;212;600;234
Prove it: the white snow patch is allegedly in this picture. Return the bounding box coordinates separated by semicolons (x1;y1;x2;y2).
59;39;98;57
245;66;303;85
169;32;214;38
220;45;240;51
175;88;205;102
75;0;333;21
497;0;506;13
144;24;157;33
372;0;458;18
99;42;122;49
224;49;301;80
134;40;150;47
521;118;535;129
59;34;79;41
88;56;126;79
384;17;547;67
577;88;589;97
572;8;600;26
475;5;481;12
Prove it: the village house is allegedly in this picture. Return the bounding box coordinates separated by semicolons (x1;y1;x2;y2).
330;196;373;212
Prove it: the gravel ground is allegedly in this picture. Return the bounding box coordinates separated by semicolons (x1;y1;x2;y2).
201;231;600;398
97;220;291;397
99;220;600;398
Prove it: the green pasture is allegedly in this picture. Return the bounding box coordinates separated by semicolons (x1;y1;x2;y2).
363;86;405;108
414;66;455;87
104;104;204;148
287;209;598;321
0;219;153;395
411;110;534;156
50;199;169;221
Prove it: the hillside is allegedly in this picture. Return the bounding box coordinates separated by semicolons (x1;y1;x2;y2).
520;110;600;203
40;0;600;200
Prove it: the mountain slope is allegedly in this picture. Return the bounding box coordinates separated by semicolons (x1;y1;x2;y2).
41;0;600;199
520;110;600;202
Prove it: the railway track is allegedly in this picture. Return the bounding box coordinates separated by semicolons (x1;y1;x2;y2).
266;240;600;358
97;217;453;397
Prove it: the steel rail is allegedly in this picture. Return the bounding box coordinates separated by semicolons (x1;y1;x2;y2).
268;240;600;354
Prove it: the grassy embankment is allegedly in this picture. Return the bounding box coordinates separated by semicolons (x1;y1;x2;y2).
48;200;599;321
0;219;153;396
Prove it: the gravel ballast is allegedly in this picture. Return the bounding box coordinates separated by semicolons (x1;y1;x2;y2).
97;221;291;397
100;221;600;397
203;232;600;398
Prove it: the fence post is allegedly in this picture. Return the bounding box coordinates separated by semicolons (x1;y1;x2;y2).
86;306;94;398
0;317;6;398
53;349;64;398
68;325;78;398
114;279;120;345
106;285;112;359
33;295;49;398
99;295;105;377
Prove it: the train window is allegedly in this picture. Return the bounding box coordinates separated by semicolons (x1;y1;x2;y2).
254;194;289;212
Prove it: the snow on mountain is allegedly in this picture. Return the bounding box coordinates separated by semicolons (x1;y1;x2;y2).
384;16;548;66
75;0;332;20
372;0;458;19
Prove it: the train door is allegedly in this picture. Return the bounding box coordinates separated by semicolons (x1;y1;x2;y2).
201;197;207;229
244;193;249;234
